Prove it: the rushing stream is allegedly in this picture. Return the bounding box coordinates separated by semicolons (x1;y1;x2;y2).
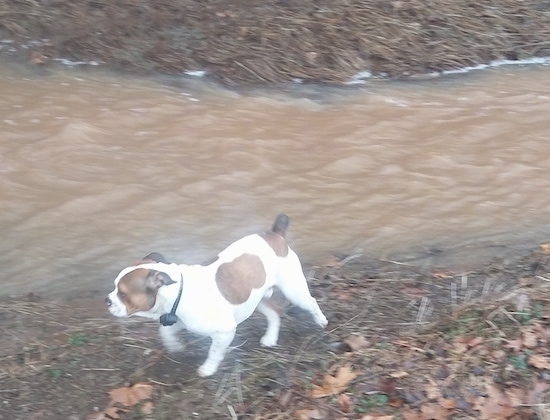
1;63;550;297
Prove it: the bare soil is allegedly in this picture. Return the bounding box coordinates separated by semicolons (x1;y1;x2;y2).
1;0;550;85
2;247;550;419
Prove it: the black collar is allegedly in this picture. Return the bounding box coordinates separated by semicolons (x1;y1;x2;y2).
159;273;183;327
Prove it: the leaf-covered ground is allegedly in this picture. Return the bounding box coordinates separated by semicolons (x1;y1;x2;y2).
2;244;550;419
1;0;550;85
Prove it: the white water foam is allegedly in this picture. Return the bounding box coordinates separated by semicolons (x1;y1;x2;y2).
348;57;550;84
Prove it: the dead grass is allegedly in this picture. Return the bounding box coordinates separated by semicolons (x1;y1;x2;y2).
0;0;549;84
1;248;550;419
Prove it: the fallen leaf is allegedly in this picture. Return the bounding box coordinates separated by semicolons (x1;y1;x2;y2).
534;323;549;343
518;277;534;287
130;383;153;400
391;1;404;9
526;381;550;404
540;243;550;254
401;286;426;299
294;409;314;420
504;338;523;352
464;336;484;349
432;270;452;279
334;287;353;301
475;384;517;420
420;403;450;419
104;407;123;419
504;388;525;407
387;397;404;408
338;393;351;412
522;329;538;348
311;364;358;398
109;388;135;407
393;340;426;353
377;377;397;395
85;413;108;420
321;255;343;268
492;349;507;361
425;383;442;401
528;354;550;370
389;370;409;379
361;415;394;420
452;340;468;354
141;401;154;415
279;389;292;407
305;51;318;64
295;408;325;420
344;334;371;352
439;398;457;410
31;51;46;65
401;407;423;420
388;397;403;408
108;383;153;407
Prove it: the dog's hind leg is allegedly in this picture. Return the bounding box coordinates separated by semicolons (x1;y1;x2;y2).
279;281;328;328
277;252;328;328
256;299;281;347
197;329;236;377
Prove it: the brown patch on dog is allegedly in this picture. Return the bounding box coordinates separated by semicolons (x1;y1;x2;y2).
117;268;175;314
260;231;288;257
215;254;266;304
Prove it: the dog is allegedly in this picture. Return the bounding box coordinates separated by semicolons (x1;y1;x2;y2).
106;214;328;377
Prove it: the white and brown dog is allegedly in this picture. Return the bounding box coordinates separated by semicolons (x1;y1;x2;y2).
106;214;328;377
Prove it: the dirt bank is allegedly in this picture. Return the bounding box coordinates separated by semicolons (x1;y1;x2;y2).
1;0;550;85
2;245;550;419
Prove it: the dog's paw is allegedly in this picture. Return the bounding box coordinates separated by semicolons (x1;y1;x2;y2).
197;362;217;377
260;334;278;348
316;314;328;328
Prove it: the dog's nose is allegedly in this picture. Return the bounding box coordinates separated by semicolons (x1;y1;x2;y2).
105;297;112;306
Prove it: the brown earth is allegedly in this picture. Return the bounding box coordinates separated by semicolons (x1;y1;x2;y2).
2;246;550;420
0;0;550;85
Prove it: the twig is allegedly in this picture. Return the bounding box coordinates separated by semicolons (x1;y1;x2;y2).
148;378;176;386
379;259;416;267
500;307;524;329
485;319;506;337
340;248;363;265
227;405;238;420
235;362;243;404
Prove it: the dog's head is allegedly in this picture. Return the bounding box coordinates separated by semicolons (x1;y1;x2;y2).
105;253;176;318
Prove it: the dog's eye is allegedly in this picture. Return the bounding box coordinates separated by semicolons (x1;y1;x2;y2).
118;291;127;298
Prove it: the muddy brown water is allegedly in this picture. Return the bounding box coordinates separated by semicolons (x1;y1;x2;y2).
1;63;550;297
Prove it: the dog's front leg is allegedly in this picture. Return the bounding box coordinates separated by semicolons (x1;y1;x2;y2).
159;320;185;353
197;329;236;377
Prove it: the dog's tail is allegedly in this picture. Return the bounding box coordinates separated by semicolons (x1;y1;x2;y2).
272;214;290;237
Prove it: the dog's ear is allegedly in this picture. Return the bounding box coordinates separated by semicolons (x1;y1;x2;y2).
143;252;169;263
146;271;176;290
